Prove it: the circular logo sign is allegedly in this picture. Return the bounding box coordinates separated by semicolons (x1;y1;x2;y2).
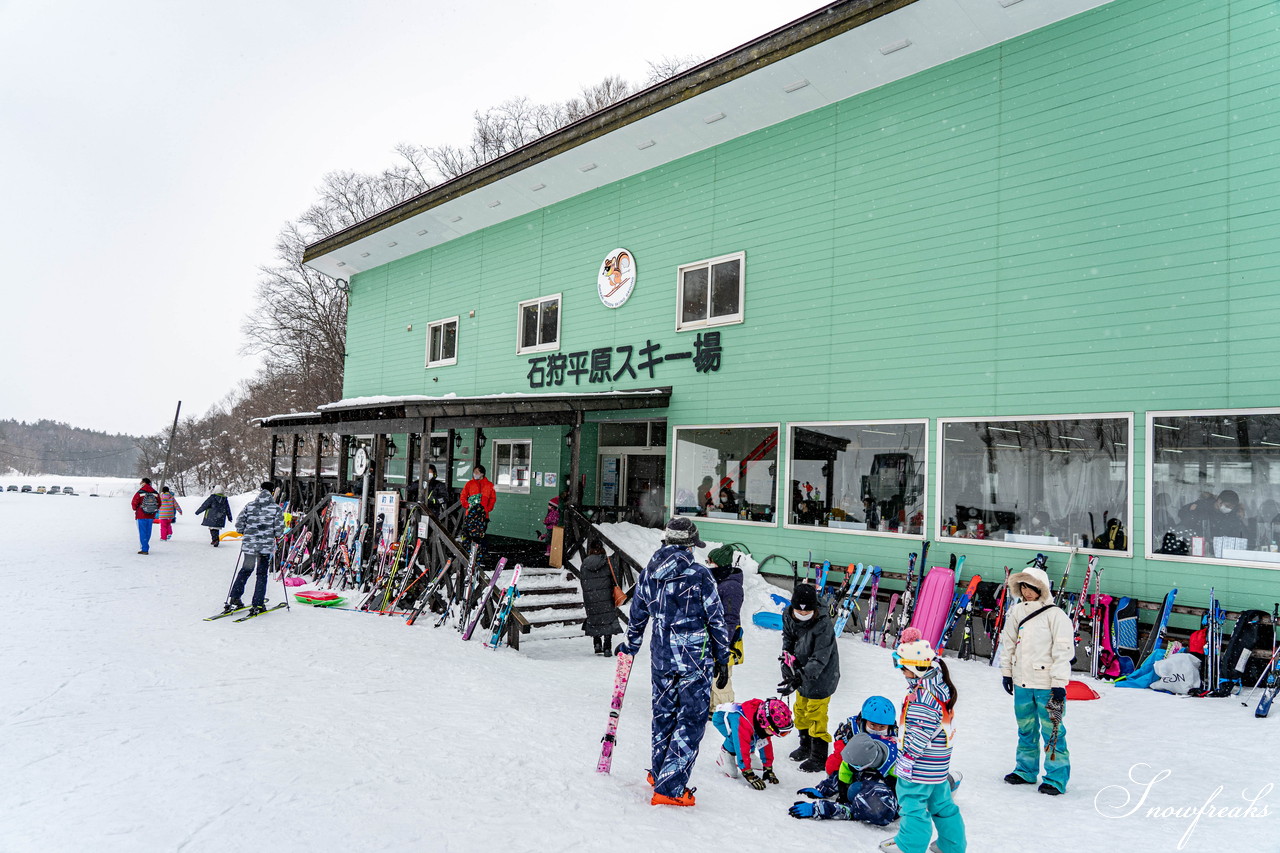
598;248;636;309
353;446;369;477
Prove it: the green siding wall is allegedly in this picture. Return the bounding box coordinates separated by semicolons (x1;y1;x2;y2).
342;0;1280;618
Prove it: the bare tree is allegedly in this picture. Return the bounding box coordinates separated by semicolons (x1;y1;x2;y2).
643;55;703;86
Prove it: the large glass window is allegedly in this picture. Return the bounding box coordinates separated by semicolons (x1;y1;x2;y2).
492;439;532;494
672;424;778;524
517;295;560;354
939;415;1131;553
677;252;744;331
785;421;927;536
1149;410;1280;565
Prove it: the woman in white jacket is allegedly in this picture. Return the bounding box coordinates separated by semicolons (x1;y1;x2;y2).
998;565;1075;795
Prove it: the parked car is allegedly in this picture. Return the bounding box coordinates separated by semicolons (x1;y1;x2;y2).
48;486;61;495
35;486;47;494
20;485;32;493
63;486;77;495
5;485;16;492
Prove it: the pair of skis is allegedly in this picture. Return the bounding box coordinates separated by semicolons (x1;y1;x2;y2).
203;602;287;622
831;563;874;636
485;567;524;649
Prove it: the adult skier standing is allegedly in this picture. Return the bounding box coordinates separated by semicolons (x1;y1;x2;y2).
616;517;730;806
226;482;285;616
999;563;1075;795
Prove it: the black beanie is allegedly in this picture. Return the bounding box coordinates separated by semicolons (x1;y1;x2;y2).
791;583;819;611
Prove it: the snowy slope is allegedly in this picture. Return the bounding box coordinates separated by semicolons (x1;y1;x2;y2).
0;494;1275;852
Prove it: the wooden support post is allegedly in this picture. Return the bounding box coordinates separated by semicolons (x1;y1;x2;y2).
405;432;418;501
289;434;300;503
420;418;433;501
374;434;388;493
337;434;350;494
445;428;456;503
313;432;324;507
569;412;583;505
269;433;279;485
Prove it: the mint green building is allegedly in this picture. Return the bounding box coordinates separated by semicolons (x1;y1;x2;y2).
270;0;1280;621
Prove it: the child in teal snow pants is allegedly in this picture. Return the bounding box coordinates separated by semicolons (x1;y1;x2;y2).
882;627;965;853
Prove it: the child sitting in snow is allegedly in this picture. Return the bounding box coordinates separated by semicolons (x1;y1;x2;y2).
712;698;793;791
788;731;899;825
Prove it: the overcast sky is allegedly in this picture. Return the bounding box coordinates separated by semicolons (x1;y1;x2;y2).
1;0;822;437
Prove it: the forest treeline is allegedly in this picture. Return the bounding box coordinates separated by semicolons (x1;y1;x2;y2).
0;420;140;478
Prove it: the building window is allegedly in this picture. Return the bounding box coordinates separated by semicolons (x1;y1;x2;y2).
672;424;778;524
1148;410;1280;567
938;414;1132;554
425;317;458;367
785;421;927;537
677;252;744;331
492;439;532;494
517;294;560;354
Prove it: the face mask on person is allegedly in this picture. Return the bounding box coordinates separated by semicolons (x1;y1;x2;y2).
1221;505;1235;514
473;472;482;480
793;610;814;622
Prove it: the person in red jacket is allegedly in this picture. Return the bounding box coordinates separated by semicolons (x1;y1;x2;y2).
131;478;161;555
460;465;496;517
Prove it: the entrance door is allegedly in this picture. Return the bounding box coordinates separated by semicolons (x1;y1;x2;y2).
625;454;666;527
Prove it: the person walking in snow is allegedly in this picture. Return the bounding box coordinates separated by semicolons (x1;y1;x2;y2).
616;517;730;807
224;482;285;616
882;628;966;853
194;486;233;547
131;478;161;555
999;562;1075;796
579;539;623;656
779;582;841;773
707;543;745;709
156;487;182;541
711;696;792;791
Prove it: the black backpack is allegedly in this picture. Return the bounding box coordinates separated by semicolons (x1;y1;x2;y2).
1221;609;1269;682
140;491;161;515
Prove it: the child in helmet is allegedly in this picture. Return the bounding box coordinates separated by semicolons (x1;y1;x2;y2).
824;695;900;778
711;697;793;791
788;732;899;825
880;628;966;853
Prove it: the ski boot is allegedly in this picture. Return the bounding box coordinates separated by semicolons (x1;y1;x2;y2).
247;604;267;617
224;599;245;613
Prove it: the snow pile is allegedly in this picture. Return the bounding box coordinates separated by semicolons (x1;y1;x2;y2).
0;496;1275;852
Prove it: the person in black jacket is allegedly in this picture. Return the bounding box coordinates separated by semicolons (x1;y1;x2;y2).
423;465;450;516
579;540;623;656
781;582;841;773
708;543;745;708
194;486;234;547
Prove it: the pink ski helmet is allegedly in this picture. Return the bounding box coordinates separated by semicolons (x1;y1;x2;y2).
757;698;794;737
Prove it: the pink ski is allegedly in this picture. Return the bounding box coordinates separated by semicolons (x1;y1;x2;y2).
596;652;635;774
879;593;900;647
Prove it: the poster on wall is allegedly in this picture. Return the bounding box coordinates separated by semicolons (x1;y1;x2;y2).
375;491;400;547
545;473;558;488
328;495;360;547
598;248;636;308
601;456;620;506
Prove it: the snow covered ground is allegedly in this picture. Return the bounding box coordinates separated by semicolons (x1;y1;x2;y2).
0;491;1275;852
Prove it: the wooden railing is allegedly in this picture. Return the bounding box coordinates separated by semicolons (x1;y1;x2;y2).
560;502;644;593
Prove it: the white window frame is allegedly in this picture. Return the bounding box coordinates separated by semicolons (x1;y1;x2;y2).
935;412;1134;558
675;251;745;332
516;293;561;355
670;422;780;528
1146;407;1280;571
492;439;532;494
425;316;459;368
783;419;928;541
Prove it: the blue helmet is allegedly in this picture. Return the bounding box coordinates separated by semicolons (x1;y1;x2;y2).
859;695;897;727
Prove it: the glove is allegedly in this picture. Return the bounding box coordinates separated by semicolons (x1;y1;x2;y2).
762;767;779;785
1002;676;1014;695
741;769;767;791
730;626;745;665
714;659;730;689
614;643;634;657
777;675;799;697
796;786;824;799
1051;686;1067;703
788;801;816;819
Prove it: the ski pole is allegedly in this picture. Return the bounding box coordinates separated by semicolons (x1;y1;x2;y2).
223;550;246;607
1240;647;1280;706
276;550;291;612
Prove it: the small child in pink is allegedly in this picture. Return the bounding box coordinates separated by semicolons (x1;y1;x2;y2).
157;487;183;540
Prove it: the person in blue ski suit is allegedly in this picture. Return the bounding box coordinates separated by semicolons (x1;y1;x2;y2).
788;731;900;825
617;517;730;806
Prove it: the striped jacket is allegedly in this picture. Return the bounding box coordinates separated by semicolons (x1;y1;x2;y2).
157;493;182;521
895;668;955;784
